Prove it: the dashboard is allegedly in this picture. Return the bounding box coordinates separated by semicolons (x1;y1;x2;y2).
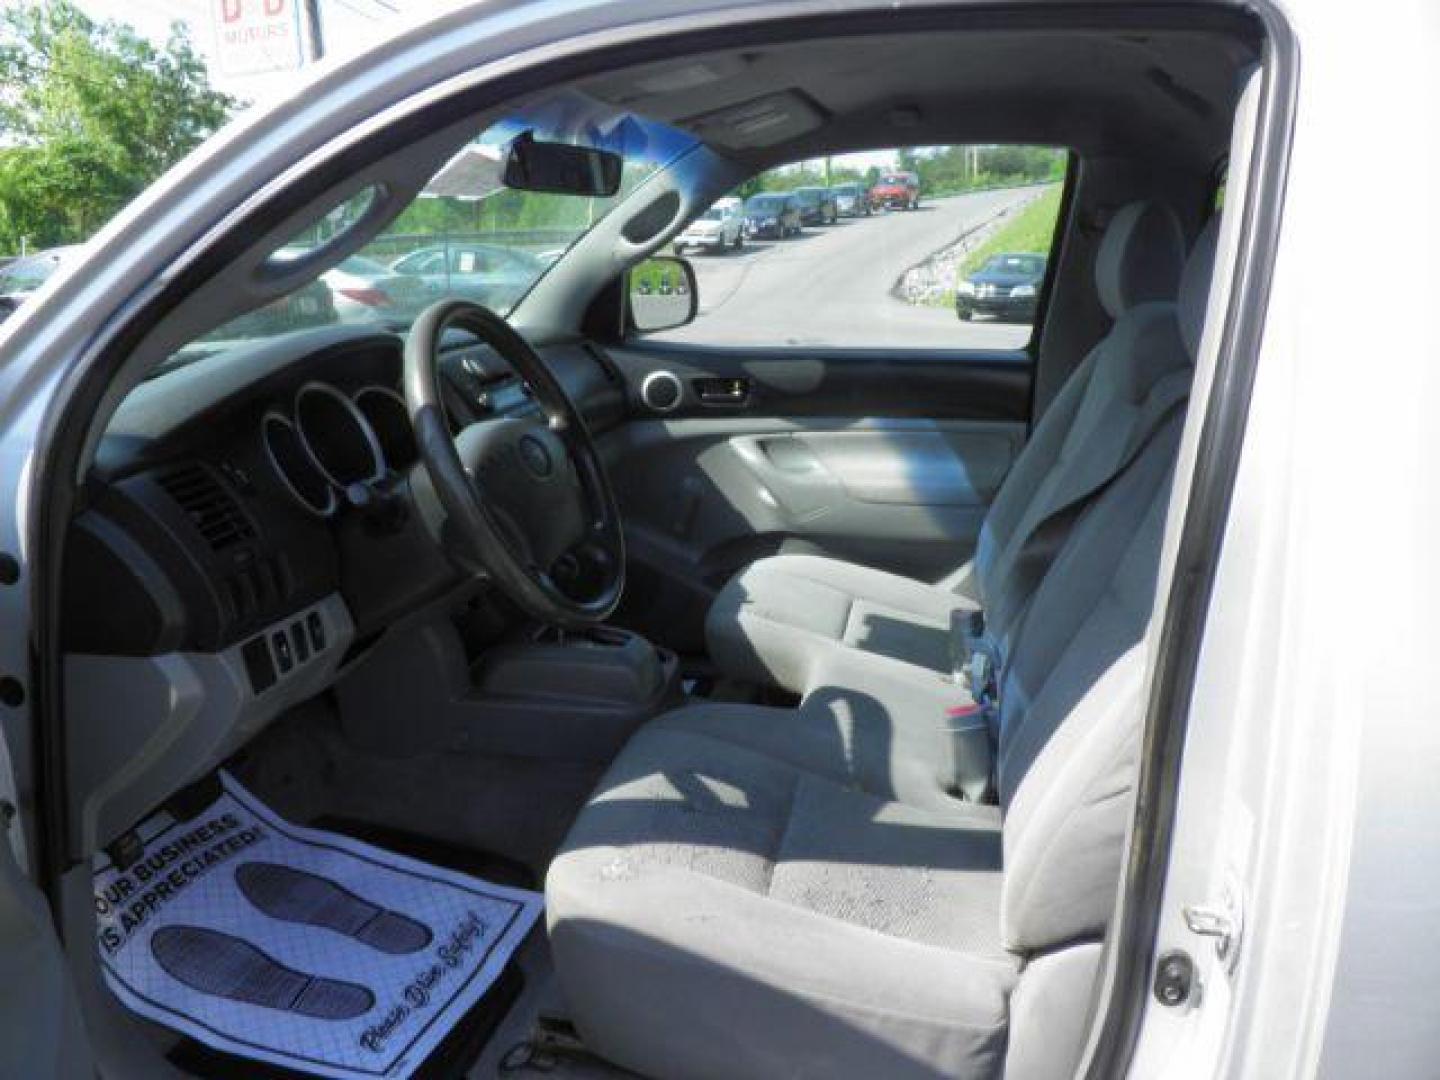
65;323;627;663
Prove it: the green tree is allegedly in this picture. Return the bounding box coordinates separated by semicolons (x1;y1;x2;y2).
0;0;236;253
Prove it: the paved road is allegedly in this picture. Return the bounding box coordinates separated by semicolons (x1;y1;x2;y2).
651;186;1043;351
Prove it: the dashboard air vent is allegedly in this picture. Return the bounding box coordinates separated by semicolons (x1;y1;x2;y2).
158;464;254;552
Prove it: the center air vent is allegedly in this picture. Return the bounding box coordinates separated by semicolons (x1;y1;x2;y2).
157;464;255;552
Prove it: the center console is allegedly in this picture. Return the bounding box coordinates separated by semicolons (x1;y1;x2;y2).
335;616;682;762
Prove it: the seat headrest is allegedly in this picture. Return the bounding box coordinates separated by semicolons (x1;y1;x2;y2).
1179;216;1220;361
1094;201;1185;318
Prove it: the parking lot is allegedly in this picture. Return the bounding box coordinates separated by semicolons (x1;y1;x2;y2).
653;185;1042;350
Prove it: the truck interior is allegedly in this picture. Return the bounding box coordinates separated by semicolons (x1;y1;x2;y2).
29;5;1275;1077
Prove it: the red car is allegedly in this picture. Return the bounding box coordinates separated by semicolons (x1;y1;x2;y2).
870;170;921;211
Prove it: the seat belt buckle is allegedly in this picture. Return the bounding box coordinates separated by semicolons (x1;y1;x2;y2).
967;650;996;703
950;608;998;704
949;608;985;685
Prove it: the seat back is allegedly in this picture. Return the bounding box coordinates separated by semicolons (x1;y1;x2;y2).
993;216;1219;954
997;418;1179;951
966;200;1188;651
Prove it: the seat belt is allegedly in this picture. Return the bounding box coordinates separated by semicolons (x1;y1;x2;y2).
943;387;1188;805
950;372;1191;705
984;370;1192;643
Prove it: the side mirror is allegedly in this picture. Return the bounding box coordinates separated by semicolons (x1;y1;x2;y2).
627;256;697;333
502;131;623;197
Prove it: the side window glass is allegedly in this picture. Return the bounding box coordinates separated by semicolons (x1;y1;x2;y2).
644;145;1068;350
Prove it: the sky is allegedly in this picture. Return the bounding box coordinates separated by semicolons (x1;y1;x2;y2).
70;0;896;171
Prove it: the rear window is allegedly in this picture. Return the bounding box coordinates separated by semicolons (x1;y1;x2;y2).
646;144;1069;351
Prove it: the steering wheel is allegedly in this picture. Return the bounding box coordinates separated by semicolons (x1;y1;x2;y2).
403;299;624;627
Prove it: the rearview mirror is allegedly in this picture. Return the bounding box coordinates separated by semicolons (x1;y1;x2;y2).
503;131;622;197
628;256;697;334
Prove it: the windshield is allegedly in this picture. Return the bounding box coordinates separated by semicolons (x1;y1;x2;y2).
746;196;786;212
983;254;1045;275
170;92;695;371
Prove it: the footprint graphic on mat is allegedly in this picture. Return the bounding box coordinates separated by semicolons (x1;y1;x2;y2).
236;861;433;955
151;925;374;1020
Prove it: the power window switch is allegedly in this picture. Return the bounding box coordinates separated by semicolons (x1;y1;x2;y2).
242;636;276;693
307;611;326;652
272;630;294;673
291;622;310;663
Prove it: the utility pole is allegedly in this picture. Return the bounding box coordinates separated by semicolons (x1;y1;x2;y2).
302;0;324;63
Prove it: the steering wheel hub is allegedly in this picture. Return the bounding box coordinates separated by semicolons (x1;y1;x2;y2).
517;433;554;478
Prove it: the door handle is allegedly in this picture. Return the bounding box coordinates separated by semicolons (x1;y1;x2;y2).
693;377;751;406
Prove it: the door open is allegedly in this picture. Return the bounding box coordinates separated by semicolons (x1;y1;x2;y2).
0;735;93;1076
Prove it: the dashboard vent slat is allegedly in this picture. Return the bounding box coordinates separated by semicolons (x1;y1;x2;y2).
157;464;254;552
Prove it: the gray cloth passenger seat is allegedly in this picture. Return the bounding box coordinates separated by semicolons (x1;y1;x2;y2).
544;219;1221;1080
706;199;1191;695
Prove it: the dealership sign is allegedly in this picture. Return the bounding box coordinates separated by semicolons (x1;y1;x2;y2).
213;0;305;77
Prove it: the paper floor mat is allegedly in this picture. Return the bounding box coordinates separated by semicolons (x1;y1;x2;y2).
94;772;543;1079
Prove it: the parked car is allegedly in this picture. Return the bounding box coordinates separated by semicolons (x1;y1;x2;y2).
791;185;838;225
0;246;337;333
315;253;430;324
0;246;79;321
673;198;745;254
829;182;871;217
870;170;921;210
954;252;1047;321
743;192;802;238
221;278;338;338
389;242;546;309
